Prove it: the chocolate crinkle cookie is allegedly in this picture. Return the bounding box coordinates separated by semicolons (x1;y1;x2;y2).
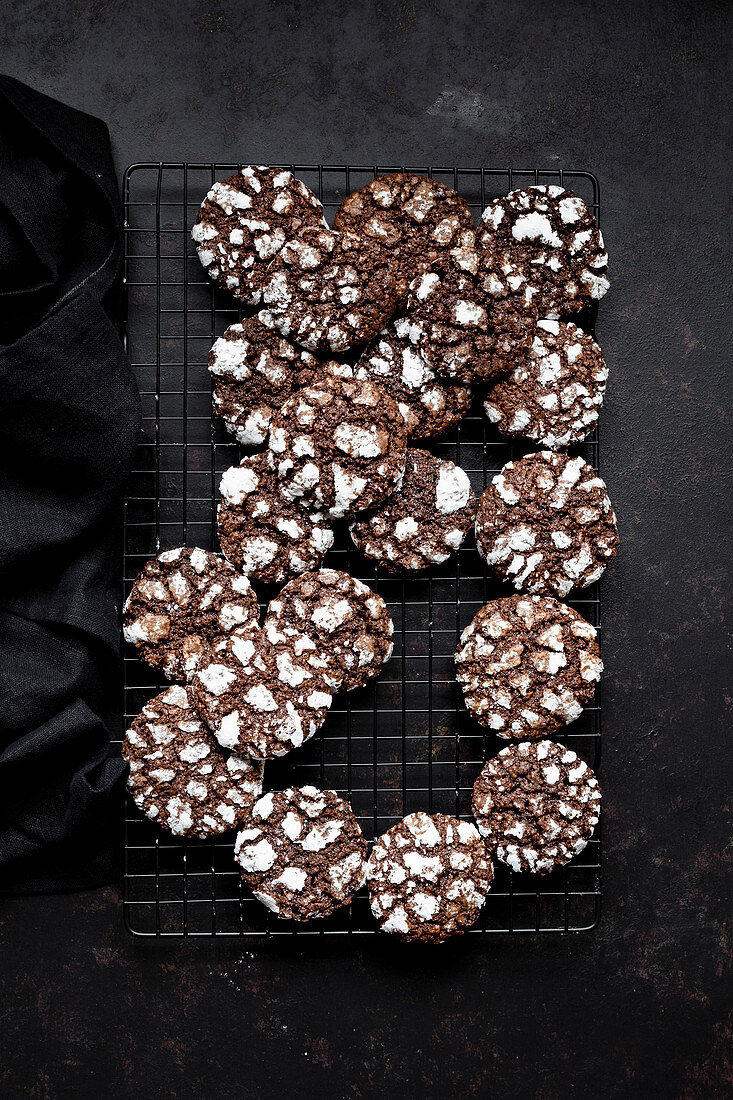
218;452;334;584
477;185;609;319
267;376;407;520
264;568;394;693
354;318;472;440
191;626;333;760
455;594;602;739
123;685;263;839
367;812;493;943
472;740;601;875
192;167;326;305
209;313;351;446
123;547;259;681
234;787;368;921
401;242;538;384
475;452;619;598
349;449;476;573
260;224;398;352
334;172;476;300
484;320;608;449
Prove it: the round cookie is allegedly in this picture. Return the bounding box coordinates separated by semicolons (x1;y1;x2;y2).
477;185;609;319
334;172;476;299
218;452;334;584
472;740;601;874
349;449;476;573
367;812;493;943
484;320;608;448
234;787;368;921
455;594;602;739
402;242;538;384
209;313;351;446
267;376;407;520
475;452;619;598
123;547;259;681
264;568;394;693
192;167;326;305
191;626;332;760
123;684;263;839
354;318;472;440
260;224;398;352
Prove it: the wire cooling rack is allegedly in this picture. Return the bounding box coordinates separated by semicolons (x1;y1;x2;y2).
121;164;603;937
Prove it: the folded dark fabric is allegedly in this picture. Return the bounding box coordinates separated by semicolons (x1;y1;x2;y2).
0;75;141;895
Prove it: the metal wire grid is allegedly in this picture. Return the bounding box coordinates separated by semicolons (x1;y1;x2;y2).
121;164;603;937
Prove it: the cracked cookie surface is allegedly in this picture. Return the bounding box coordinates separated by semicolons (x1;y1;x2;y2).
123;685;263;839
367;812;493;943
235;786;368;921
260;224;398;352
218;452;334;584
354;318;472;440
349;449;476;572
267;376;407;520
192;167;326;304
401;242;538;383
123;547;259;681
484;320;608;449
209;313;351;446
455;594;602;739
264;568;394;693
477;185;609;318
472;740;601;874
191;626;332;760
334;172;475;299
475;451;619;598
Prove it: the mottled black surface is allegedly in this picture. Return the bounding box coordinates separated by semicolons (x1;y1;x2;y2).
1;2;730;1097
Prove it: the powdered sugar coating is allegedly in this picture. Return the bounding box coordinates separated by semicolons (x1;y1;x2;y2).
264;568;394;693
472;740;601;874
455;594;602;739
267;376;407;520
234;786;368;920
478;186;609;319
367;812;493;943
484;320;608;448
349;449;476;573
334;172;475;300
191;626;333;760
260;224;398;352
192;168;326;305
475;451;619;598
209;313;352;446
354;317;472;439
218;452;334;584
123;685;263;839
123;547;259;681
401;243;538;384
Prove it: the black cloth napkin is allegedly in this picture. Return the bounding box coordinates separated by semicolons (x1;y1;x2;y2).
0;75;141;894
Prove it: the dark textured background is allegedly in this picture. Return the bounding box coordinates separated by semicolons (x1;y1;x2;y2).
1;2;730;1097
